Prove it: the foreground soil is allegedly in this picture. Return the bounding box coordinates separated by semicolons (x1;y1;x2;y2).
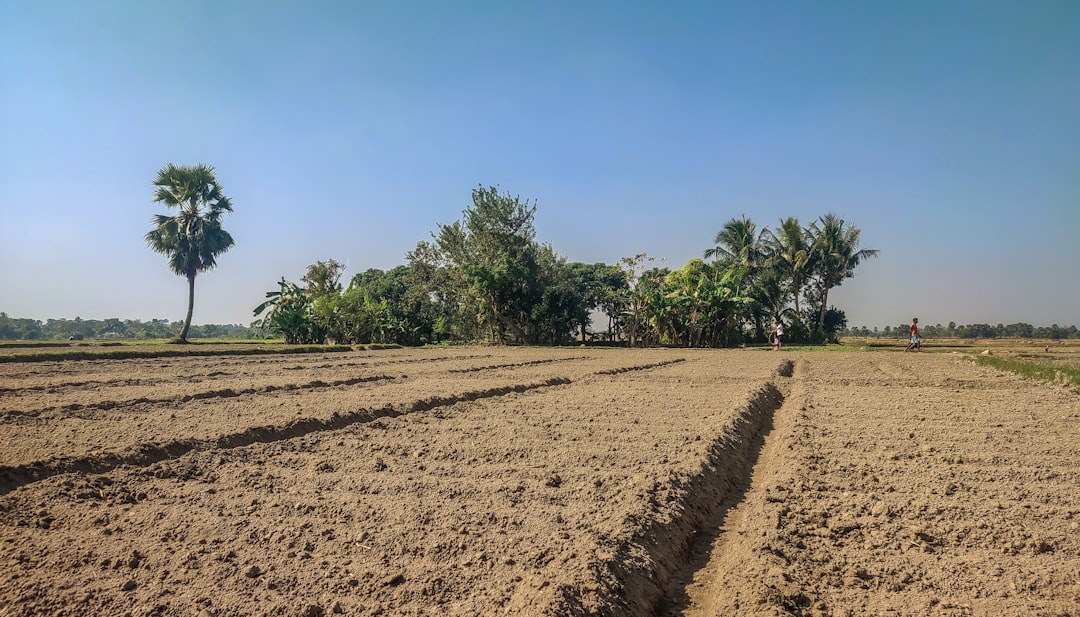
1;347;1077;616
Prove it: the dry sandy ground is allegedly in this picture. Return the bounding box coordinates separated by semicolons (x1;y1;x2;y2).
0;348;1077;616
665;353;1080;617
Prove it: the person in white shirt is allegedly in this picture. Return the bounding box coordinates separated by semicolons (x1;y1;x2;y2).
773;320;784;350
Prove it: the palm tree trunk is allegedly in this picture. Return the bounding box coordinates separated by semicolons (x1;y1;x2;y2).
689;309;697;348
818;285;829;334
179;272;196;341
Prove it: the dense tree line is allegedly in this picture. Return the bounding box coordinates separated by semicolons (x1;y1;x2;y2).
845;322;1080;340
0;314;258;341
13;180;1073;345
4;311;1075;343
253;185;881;347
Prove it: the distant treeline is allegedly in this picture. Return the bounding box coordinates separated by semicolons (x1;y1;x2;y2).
844;322;1079;340
3;312;1076;342
4;313;1075;343
0;313;260;341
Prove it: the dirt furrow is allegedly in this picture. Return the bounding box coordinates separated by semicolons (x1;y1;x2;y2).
517;381;785;616
658;358;807;616
594;358;687;375
447;356;588;373
660;353;1080;616
3;374;400;419
0;351;785;617
0;356;711;494
0;377;571;496
0;353;495;390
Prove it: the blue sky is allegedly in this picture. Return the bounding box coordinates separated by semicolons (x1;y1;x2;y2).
2;1;1077;329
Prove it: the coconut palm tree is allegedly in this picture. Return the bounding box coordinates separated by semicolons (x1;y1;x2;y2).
763;216;812;314
704;215;765;273
705;216;770;341
808;213;878;334
145;163;235;341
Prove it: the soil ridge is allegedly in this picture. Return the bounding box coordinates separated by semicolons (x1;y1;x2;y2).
511;379;786;616
4;374;400;418
0;377;571;495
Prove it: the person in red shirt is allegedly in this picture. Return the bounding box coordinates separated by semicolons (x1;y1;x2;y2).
905;317;921;352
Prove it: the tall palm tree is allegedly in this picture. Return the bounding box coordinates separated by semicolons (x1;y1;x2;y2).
145;163;235;341
705;215;769;341
704;215;764;273
763;216;812;313
808;213;878;333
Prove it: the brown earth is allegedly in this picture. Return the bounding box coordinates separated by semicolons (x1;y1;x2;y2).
0;347;1077;616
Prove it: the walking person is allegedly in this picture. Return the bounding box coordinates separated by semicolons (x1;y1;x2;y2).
905;317;921;352
773;319;784;351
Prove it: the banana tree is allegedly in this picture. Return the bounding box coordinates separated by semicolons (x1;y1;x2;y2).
253;278;323;344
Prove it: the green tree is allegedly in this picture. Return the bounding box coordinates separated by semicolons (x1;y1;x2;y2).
754;267;796;328
433;185;542;344
660;259;753;348
335;266;434;345
527;248;584;346
807;213;878;335
591;263;629;342
618;253;661;347
702;264;754;347
705;216;770;341
704;215;765;273
405;240;461;343
663;260;712;347
560;262;621;344
145;163;235;341
303;259;346;299
762;217;812;314
253;278;323;344
301;259;349;342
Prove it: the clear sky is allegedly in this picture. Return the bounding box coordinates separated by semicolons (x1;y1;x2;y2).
2;1;1077;329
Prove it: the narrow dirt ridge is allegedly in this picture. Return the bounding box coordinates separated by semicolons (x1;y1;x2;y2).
0;377;169;394
0;377;570;496
284;352;495;371
0;356;682;492
447;356;588;373
871;360;911;380
2;374;401;419
659;357;805;616
0;359;687;494
0;346;355;364
595;358;687;375
526;372;787;616
0;354;495;393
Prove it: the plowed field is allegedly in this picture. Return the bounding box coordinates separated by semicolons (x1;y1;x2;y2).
1;348;1077;616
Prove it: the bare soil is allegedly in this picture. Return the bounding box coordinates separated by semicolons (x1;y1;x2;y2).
1;347;1077;616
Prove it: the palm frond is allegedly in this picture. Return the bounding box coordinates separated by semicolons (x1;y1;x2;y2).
147;163;235;279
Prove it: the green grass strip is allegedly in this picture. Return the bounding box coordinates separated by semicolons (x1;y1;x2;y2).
972;354;1079;388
